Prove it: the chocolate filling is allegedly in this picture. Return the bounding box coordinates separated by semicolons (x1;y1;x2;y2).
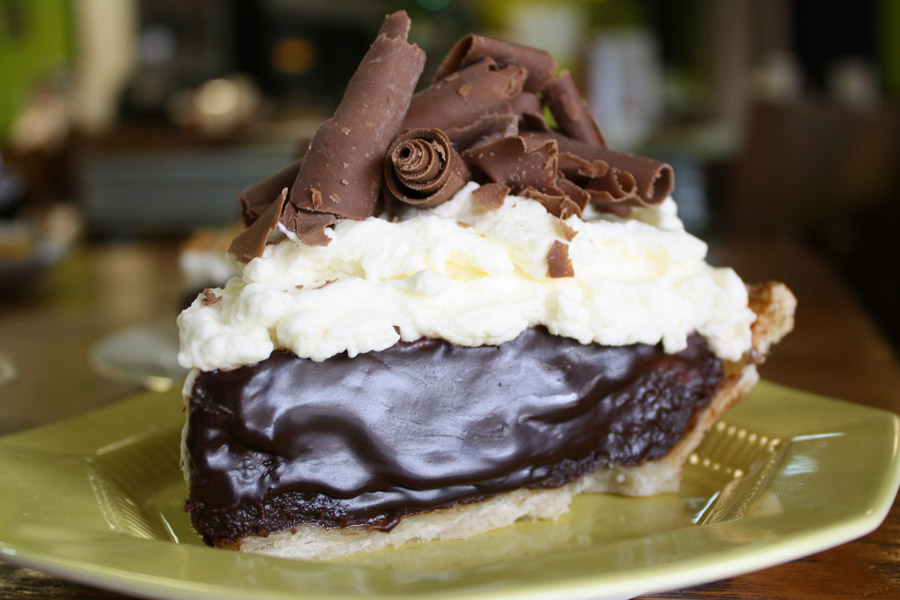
185;328;722;546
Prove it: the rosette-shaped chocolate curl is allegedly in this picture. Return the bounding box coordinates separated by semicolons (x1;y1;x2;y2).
384;129;471;208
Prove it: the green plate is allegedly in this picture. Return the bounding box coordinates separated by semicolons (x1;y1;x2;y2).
1;381;898;600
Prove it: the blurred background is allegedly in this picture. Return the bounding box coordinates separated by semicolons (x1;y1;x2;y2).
0;0;898;403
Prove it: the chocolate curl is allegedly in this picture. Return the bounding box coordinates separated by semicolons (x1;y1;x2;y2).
510;92;552;135
239;159;301;226
288;11;426;222
463;136;590;219
434;34;558;93
543;71;607;148
558;152;609;180
509;91;543;120
379;9;411;39
444;112;519;150
403;58;527;133
229;188;288;262
294;136;312;161
528;132;674;210
585;152;673;208
384;128;470;208
463;135;559;193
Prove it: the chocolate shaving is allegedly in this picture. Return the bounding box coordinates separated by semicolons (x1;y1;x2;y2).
559;219;578;241
472;182;510;211
201;288;222;306
543;71;607;148
288;10;426;222
403;58;527;133
281;202;338;247
547;240;574;278
239;160;301;226
434;34;558;93
384;128;470;208
229;188;288;262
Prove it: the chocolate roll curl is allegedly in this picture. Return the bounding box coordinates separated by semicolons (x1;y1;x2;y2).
543;71;606;148
288;11;426;223
434;34;558;93
384;129;470;208
403;58;527;134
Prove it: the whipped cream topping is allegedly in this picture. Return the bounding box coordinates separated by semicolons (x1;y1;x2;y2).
177;182;755;371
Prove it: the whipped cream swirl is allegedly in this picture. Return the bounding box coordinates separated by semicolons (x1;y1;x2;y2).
178;182;755;371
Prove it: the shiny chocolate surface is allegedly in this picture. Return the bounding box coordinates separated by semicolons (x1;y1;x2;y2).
185;329;722;545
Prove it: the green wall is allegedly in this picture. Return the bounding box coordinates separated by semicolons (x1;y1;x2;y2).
0;0;72;139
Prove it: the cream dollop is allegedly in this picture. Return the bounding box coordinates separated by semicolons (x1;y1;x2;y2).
177;182;755;371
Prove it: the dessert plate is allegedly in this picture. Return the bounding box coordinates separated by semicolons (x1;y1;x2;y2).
91;319;187;392
0;381;898;600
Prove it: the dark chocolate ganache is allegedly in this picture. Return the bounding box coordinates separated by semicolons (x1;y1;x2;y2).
185;328;722;545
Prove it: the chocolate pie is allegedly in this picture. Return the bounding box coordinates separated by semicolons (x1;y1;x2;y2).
177;11;795;560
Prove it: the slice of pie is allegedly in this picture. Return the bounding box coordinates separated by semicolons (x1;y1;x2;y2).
177;11;795;561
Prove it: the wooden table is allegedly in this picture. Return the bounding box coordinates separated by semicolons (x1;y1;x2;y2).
1;237;899;599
